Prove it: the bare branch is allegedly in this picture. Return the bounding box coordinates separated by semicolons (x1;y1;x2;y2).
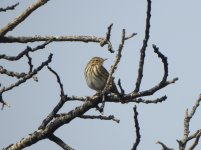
132;106;141;150
153;44;168;84
0;66;26;79
26;53;33;73
188;94;201;119
38;66;66;130
79;114;120;123
100;23;114;53
0;53;53;93
103;29;126;93
38;96;67;130
48;134;75;150
100;29;126;111
125;33;137;40
177;94;201;150
0;0;49;37
5;98;100;150
124;95;167;104
156;141;174;150
0;2;19;12
117;79;125;95
0;40;52;61
0;35;102;43
188;130;201;150
47;66;64;96
134;0;151;93
0;93;10;110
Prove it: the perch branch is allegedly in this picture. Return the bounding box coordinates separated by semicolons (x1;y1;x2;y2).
100;29;126;111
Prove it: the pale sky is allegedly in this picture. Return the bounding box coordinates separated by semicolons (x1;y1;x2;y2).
1;0;201;150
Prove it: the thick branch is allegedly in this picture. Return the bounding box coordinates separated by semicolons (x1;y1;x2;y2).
6;99;99;150
0;0;49;37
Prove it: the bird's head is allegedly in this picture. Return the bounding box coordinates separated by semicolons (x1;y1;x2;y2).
89;57;107;66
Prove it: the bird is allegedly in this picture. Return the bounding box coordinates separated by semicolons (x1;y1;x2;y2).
84;57;119;94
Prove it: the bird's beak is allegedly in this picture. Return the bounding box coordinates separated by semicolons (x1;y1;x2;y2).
104;58;108;61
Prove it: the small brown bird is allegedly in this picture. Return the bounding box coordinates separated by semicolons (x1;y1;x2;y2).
84;57;119;94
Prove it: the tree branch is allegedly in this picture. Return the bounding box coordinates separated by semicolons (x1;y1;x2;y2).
177;94;201;150
0;40;52;61
0;66;26;79
156;141;174;150
134;0;151;93
48;134;75;150
0;53;53;93
0;2;19;12
79;115;120;123
153;44;168;84
38;66;66;130
132;106;141;150
0;0;49;37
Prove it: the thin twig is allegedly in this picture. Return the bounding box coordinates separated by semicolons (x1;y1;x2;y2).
132;106;141;150
0;53;53;93
134;0;151;93
153;44;168;84
117;79;125;95
0;93;10;110
49;134;75;150
0;40;52;61
79;115;120;123
38;66;66;130
0;2;19;12
125;33;137;40
26;53;33;73
156;141;174;150
100;29;126;111
100;23;114;53
47;66;64;96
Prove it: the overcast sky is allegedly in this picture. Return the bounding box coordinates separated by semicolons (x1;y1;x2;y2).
1;0;201;150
